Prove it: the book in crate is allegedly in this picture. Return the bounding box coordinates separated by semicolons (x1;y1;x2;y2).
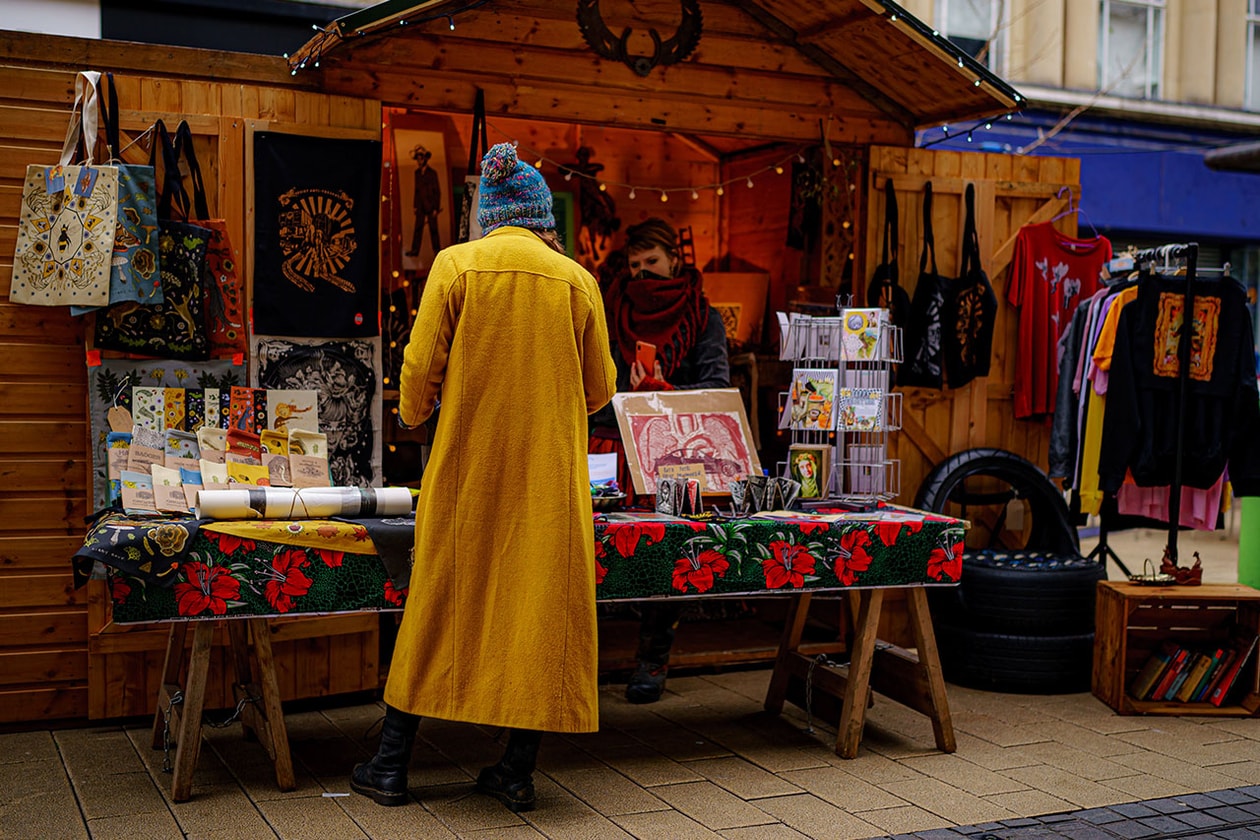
1128;626;1259;706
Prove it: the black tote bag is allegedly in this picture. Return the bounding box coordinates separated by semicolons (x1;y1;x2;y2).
866;179;911;330
93;120;213;360
900;182;950;389
942;183;998;388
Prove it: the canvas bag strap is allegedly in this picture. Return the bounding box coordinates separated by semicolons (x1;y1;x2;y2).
174;120;212;220
466;88;487;173
149;120;190;220
919;181;938;276
99;72;121;164
60;70;103;166
881;178;899;276
960;183;981;277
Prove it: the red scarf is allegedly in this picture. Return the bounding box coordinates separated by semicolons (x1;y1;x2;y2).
603;265;710;378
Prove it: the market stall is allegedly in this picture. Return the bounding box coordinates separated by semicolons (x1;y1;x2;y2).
0;0;1035;727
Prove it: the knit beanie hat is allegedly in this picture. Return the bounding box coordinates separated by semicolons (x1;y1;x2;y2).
477;142;556;234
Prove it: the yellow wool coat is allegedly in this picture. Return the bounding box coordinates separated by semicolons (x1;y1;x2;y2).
385;226;617;733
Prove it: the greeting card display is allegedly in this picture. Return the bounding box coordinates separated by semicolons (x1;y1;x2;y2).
780;368;838;431
841;309;885;361
838;388;884;432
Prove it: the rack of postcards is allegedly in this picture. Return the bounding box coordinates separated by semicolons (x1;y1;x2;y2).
776;305;903;502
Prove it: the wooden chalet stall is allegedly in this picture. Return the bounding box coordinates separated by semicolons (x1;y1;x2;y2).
0;0;1077;725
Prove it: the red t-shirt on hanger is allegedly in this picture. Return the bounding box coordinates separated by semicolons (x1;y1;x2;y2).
1007;222;1112;419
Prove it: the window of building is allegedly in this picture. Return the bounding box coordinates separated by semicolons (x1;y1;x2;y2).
1099;0;1164;99
936;0;1006;73
1247;0;1260;110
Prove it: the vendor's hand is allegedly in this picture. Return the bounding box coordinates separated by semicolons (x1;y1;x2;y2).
630;360;647;389
653;360;664;381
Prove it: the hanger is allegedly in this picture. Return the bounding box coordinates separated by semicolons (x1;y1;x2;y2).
1050;186;1101;241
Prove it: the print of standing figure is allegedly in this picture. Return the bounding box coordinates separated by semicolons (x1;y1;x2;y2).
406;145;442;258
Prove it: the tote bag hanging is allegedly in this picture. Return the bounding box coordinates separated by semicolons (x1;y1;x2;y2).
899;182;950;389
11;71;119;307
455;88;488;244
865;179;910;330
942;183;998;389
94;121;212;360
176;121;245;358
71;72;163;315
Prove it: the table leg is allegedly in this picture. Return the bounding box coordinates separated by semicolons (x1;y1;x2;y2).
248;619;296;791
227;621;257;742
906;587;956;753
764;593;813;715
152;622;189;749
836;590;883;759
170;622;215;802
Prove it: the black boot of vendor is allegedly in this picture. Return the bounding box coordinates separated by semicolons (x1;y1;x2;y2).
477;729;542;813
625;660;668;704
351;705;420;806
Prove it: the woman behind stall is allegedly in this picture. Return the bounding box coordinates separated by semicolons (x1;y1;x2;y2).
591;217;731;704
351;143;616;813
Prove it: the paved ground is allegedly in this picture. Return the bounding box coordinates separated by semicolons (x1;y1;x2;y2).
2;526;1254;840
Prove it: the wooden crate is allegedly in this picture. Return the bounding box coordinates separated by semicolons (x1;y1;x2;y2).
1093;581;1260;717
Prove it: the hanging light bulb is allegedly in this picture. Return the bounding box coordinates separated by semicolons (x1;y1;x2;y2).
628;188;637;200
716;186;725;196
957;57;964;68
974;79;982;86
890;13;898;20
447;15;455;30
690;190;699;200
1006;113;1014;120
598;183;607;192
966;131;974;142
746;176;755;188
564;171;572;181
942;125;950;135
660;191;669;202
391;270;399;278
985;122;993;129
832;158;841;167
389;304;397;313
534;159;543;169
774;165;784;174
797;152;806;163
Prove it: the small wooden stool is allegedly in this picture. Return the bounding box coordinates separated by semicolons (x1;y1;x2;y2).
151;618;296;801
764;588;956;758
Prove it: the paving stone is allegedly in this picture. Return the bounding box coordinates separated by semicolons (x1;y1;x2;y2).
254;796;370;839
982;791;1075;820
459;826;547;838
1052;821;1116;840
754;793;884;839
72;770;174;819
719;825;810;840
1143;797;1193;813
85;811;183;840
1172;810;1229;829
1208;788;1260;805
901;753;1029;796
0;730;58;764
1100;818;1160;839
611;810;725;839
417;782;527;833
1040;813;1077;823
880;775;1018;825
1179;793;1235;809
0;757;89;840
650;781;776;830
1240;785;1260;798
914;828;969;839
1137;814;1195;834
1102;773;1195;801
780;765;909;811
1110;802;1159;819
1001;818;1040;827
590;745;705;788
168;784;278;838
1204;805;1255;823
1214;829;1260;840
1002;766;1130;809
853;804;952;835
519;776;635;840
1243;802;1260;818
548;765;667;816
684;756;803;800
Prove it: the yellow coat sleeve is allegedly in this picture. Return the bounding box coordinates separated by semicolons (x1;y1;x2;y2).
581;289;617;415
399;252;464;427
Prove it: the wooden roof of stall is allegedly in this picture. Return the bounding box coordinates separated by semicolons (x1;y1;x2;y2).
288;0;1022;148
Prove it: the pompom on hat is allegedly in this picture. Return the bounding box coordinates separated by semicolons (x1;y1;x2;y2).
477;142;556;234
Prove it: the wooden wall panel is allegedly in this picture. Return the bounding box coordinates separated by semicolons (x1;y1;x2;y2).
0;55;383;724
866;146;1080;508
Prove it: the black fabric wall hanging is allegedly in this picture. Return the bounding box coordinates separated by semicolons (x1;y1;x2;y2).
900;182;949;389
253;132;381;337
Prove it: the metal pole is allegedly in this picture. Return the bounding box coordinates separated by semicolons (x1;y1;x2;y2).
1166;243;1197;563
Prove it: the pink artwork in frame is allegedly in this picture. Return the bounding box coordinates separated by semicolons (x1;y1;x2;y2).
612;389;760;495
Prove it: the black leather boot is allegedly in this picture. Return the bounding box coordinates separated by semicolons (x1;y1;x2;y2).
626;602;681;704
476;729;542;812
350;705;420;806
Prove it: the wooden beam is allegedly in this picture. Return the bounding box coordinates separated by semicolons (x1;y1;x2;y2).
669;133;722;162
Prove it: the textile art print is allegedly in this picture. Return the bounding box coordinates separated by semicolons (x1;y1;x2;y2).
252;337;382;487
253;132;381;338
1154;292;1220;382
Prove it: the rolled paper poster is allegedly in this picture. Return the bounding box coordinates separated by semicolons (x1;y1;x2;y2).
197;486;414;520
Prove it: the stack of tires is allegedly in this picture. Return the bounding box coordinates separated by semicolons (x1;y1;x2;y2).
916;449;1106;694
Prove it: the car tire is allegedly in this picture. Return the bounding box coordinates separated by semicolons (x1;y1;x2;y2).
934;623;1095;694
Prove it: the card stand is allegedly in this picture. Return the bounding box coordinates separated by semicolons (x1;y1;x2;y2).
828;452;901;502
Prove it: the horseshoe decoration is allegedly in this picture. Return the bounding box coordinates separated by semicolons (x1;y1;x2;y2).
576;0;703;77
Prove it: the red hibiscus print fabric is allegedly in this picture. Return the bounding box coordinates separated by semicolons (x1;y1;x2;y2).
175;562;241;616
875;521;904;547
206;532;256;557
833;529;874;585
672;549;729;594
316;548;344;568
763;541;816;589
383;579;408;606
606;522;667;557
110;579;131;606
264;549;313;613
928;541;964;582
594;541;608;585
797;521;830;536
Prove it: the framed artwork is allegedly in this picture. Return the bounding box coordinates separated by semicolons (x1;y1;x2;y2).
612;388;760;495
788;444;831;499
704;272;769;347
392;126;453;272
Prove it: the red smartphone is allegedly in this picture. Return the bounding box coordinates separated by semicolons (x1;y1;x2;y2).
635;341;657;373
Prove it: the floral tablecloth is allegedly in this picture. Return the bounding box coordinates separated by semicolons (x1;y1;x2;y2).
93;507;966;624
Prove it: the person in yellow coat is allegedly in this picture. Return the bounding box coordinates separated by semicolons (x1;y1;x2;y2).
351;142;617;813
